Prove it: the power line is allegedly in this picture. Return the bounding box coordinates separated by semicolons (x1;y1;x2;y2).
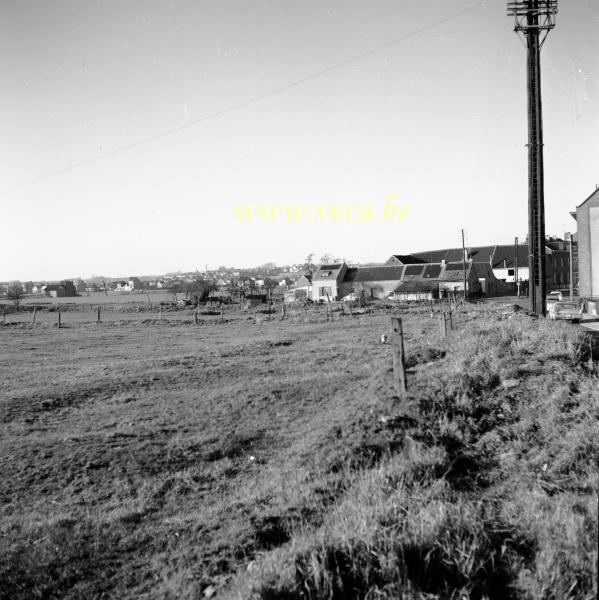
1;1;487;194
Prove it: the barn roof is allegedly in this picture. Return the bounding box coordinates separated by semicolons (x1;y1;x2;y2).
387;254;426;265
343;266;405;283
394;280;440;292
490;245;528;269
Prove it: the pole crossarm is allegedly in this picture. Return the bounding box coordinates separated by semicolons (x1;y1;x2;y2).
508;0;557;44
507;0;558;19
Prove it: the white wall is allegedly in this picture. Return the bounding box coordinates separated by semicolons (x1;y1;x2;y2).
492;267;529;283
591;206;599;297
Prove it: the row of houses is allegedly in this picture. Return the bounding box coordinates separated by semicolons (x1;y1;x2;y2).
293;260;500;303
291;239;576;303
0;277;150;297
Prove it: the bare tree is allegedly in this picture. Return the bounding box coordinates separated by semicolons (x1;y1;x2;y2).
7;284;24;310
304;253;316;276
353;281;379;307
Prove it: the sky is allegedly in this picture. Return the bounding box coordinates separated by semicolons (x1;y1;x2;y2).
1;0;597;281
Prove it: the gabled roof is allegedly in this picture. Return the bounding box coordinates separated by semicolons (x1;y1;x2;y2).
312;263;345;281
576;187;599;210
386;254;426;265
293;275;312;288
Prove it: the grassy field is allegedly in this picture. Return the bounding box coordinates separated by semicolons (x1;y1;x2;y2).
0;305;597;599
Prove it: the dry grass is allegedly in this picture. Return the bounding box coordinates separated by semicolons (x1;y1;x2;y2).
0;305;596;599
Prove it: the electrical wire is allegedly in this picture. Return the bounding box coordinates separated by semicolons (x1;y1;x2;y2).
1;1;487;194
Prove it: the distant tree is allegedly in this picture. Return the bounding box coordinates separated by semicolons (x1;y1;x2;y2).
169;281;185;297
320;253;334;265
183;280;216;304
7;284;24;310
260;262;277;272
304;253;316;276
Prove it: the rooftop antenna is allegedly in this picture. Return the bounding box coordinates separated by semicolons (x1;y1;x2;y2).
507;0;557;317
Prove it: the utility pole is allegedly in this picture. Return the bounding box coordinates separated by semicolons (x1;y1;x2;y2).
514;236;519;296
461;229;468;302
567;232;574;300
507;0;557;317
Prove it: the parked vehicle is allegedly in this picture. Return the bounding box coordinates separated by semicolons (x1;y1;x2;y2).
547;300;583;323
547;291;563;303
341;293;358;302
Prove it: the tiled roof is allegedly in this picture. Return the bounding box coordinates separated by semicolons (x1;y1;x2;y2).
445;263;464;271
490;245;529;269
412;248;462;263
313;264;345;280
343;266;405;283
403;265;425;276
422;264;441;278
394;280;440;292
411;244;537;269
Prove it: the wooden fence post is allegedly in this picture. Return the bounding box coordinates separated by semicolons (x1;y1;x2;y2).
32;308;37;325
281;304;286;318
390;317;408;401
448;310;453;330
58;310;61;328
97;306;101;323
159;305;163;320
439;312;447;337
194;310;198;324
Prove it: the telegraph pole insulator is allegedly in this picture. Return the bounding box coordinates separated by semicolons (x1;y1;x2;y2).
507;0;557;317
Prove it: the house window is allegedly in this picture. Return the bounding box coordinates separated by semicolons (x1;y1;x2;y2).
507;269;515;276
319;286;332;297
